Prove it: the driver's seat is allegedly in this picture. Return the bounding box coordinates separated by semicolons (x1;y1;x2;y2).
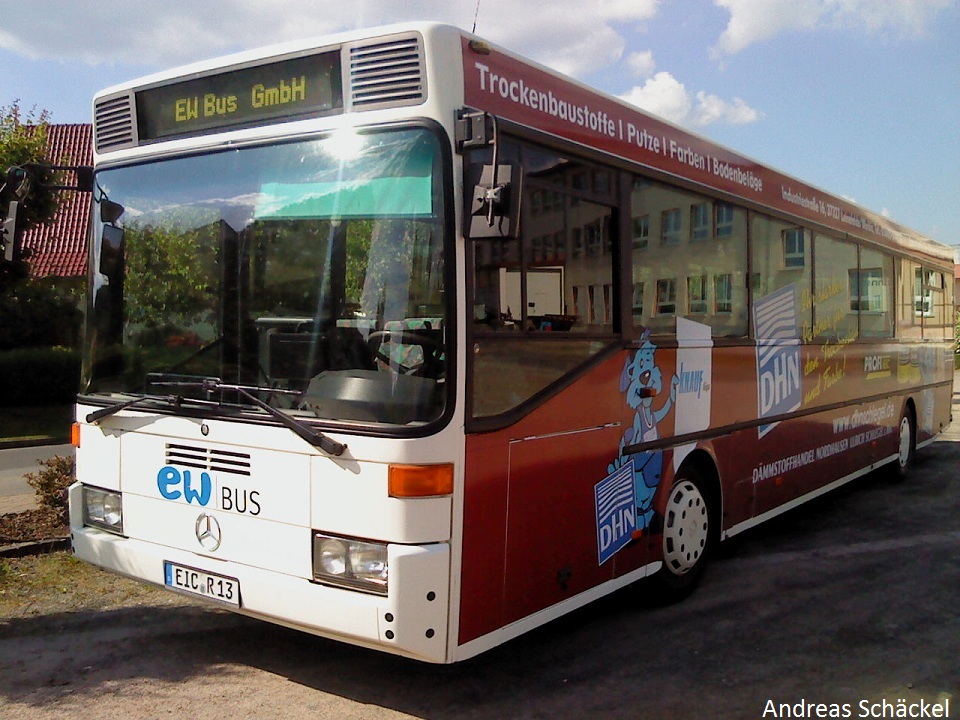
380;318;444;378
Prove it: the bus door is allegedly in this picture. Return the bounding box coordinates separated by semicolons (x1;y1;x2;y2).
497;172;631;623
464;134;638;627
503;423;627;624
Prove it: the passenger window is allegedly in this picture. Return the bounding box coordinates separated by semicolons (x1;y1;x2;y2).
919;267;949;339
715;202;735;237
470;339;610;418
942;267;955;340
856;246;893;338
533;198;613;331
812;234;858;340
896;259;920;339
631;178;747;337
896;258;951;341
471;145;614;335
750;215;811;341
466;140;618;421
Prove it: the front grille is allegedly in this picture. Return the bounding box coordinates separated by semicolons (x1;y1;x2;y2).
165;444;251;476
347;34;425;110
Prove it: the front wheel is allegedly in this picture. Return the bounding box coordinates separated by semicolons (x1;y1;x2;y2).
645;467;715;603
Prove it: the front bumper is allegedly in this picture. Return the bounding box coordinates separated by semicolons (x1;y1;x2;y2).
70;486;452;663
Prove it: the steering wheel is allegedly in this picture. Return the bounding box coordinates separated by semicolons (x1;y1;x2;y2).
366;330;443;377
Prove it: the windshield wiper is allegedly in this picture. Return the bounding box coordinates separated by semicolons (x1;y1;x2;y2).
150;377;347;457
85;393;215;424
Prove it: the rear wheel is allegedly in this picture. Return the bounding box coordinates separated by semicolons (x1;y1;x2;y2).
891;405;916;481
646;466;716;602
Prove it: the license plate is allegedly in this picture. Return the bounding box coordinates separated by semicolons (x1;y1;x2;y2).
164;561;240;607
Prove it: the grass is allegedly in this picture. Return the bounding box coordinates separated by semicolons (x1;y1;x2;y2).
0;551;197;621
0;405;73;443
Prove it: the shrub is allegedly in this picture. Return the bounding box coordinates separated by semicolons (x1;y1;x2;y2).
25;455;75;525
0;278;83;350
0;347;80;406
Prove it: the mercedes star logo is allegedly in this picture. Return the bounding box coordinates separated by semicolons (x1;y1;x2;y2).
195;513;222;551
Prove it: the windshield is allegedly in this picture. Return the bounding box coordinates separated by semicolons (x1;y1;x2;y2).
84;127;450;427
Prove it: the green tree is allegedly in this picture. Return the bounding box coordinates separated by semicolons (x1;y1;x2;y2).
1;101;64;293
0;100;61;228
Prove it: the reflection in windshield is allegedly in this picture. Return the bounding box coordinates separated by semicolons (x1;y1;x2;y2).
85;128;449;427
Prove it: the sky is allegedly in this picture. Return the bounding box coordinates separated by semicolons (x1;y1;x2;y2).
1;0;958;246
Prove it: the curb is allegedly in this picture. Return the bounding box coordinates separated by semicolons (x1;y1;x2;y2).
0;436;71;451
0;536;71;559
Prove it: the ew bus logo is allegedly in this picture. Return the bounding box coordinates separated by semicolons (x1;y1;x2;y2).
595;459;637;565
754;285;802;439
157;466;212;506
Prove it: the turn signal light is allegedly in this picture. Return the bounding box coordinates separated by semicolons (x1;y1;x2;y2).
388;463;454;498
71;422;81;448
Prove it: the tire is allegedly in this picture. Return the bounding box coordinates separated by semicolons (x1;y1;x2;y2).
645;465;716;603
890;405;916;481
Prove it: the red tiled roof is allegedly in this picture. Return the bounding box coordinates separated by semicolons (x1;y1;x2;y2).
21;124;93;279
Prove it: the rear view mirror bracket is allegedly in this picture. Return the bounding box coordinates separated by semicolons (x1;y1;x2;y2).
469;163;517;239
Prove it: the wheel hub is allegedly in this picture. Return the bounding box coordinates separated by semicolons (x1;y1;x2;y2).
898;416;911;468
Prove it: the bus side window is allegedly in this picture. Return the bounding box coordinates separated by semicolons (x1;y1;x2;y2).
632;178;748;338
813;234;858;340
524;192;613;333
857;246;894;338
942;267;955;341
467;141;620;421
921;267;949;339
898;256;951;342
466;141;522;331
749;215;812;340
898;259;923;339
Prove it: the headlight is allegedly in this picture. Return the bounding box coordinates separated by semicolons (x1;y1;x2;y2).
312;532;388;595
82;485;124;535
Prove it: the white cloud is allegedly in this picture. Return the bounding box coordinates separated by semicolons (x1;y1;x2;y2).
617;47;761;128
1;0;759;131
713;0;958;56
0;0;658;77
619;73;692;125
691;91;763;126
626;50;657;79
620;73;763;128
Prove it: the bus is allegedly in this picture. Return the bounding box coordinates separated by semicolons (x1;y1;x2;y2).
70;22;954;663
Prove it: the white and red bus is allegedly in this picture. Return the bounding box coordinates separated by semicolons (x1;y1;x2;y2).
71;22;954;663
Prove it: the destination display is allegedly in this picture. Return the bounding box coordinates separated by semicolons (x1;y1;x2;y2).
137;51;343;141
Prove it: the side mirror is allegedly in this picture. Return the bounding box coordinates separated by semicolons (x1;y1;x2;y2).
99;224;125;277
100;199;125;224
468;163;517;239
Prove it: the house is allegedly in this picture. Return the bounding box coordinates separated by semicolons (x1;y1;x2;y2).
20;123;93;280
